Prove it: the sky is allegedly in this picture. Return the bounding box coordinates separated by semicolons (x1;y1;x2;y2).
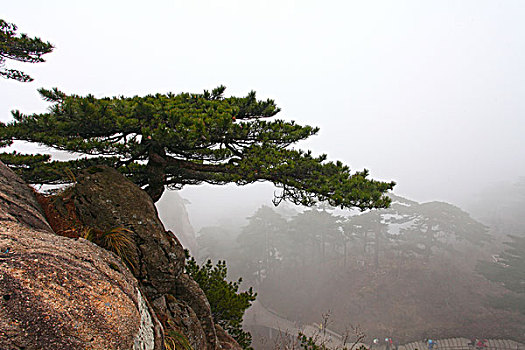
2;1;525;229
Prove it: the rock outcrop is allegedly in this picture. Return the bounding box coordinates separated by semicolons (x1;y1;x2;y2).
0;162;163;350
2;164;243;350
55;166;220;349
0;159;52;233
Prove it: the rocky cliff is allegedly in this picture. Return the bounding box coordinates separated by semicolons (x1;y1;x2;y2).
0;163;242;350
157;192;198;256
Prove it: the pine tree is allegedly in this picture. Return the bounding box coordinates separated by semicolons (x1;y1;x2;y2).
237;206;288;281
0;19;53;82
0;86;395;206
344;211;389;268
288;207;342;265
397;201;491;260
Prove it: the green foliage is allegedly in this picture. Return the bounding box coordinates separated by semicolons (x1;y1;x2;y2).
0;151;118;184
298;332;327;350
376;196;491;259
1;86;394;207
198;195;492;286
289;207;343;263
185;257;256;349
0;19;53;82
236;205;289;281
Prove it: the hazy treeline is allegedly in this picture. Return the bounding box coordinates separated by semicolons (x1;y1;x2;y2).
196;194;492;284
193;190;525;342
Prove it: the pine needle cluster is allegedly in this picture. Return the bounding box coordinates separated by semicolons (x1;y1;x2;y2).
0;19;53;82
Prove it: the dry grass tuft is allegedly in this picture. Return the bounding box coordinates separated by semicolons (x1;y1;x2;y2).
164;320;194;350
82;226;137;269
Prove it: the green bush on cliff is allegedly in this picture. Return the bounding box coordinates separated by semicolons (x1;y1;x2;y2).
185;256;256;349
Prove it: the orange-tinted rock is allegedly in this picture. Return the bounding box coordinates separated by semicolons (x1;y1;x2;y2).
0;162;161;350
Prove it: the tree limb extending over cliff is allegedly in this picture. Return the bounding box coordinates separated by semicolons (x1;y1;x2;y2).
0;86;394;208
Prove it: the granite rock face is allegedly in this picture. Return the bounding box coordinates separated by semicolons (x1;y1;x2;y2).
49;165;240;350
0;163;244;349
0;160;52;233
66;166;186;300
215;325;243;350
0;162;161;350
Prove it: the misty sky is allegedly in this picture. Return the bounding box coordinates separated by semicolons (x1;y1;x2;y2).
2;1;524;229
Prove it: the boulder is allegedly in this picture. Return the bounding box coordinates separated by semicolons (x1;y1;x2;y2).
0;160;52;233
215;325;243;350
153;293;208;350
64;166;186;300
0;162;163;350
0;162;245;350
50;166;235;350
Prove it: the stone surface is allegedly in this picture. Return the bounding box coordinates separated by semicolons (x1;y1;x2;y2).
161;293;208;350
65;166;186;300
0;162;160;350
175;274;218;349
0;161;52;233
134;290;156;350
0;163;244;350
215;325;243;350
53;166;232;350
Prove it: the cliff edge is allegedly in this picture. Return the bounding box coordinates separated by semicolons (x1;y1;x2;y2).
0;163;242;350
